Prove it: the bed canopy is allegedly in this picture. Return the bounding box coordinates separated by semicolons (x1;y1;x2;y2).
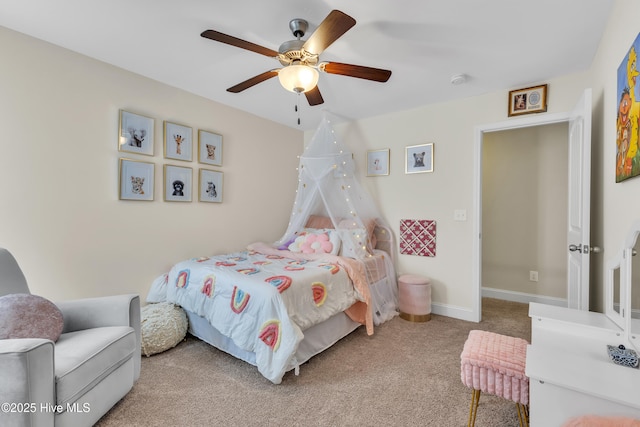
274;113;397;325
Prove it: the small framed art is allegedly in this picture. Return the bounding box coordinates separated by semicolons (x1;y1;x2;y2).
198;130;223;166
119;158;154;201
164;121;193;161
508;84;548;117
164;165;192;202
199;168;223;203
405;143;434;174
367;149;390;176
118;110;154;156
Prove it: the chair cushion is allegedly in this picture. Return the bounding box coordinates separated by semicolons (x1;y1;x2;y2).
0;293;64;342
54;326;135;406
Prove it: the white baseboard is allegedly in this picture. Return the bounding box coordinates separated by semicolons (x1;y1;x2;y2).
431;302;477;322
481;287;567;307
428;288;567;324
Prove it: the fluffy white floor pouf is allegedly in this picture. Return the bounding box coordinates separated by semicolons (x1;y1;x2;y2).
141;302;188;357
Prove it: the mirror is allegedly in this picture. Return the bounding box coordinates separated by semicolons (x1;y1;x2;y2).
630;238;640;350
605;251;625;329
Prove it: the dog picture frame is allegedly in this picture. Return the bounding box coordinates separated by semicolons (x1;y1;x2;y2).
164;121;193;162
405;143;434;174
199;168;223;203
198;130;223;166
163;165;192;202
118;110;155;156
367;149;390;176
508;84;548;117
119;158;154;201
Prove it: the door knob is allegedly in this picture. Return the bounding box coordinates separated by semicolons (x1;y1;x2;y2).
569;244;601;254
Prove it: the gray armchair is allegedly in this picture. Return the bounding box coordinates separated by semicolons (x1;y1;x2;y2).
0;248;140;427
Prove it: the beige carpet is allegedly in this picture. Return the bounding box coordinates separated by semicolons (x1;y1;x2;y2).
96;298;531;427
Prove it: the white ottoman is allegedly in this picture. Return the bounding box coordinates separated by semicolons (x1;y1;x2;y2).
398;274;432;322
141;302;188;356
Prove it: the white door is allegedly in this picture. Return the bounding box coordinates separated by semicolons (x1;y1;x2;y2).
567;89;592;310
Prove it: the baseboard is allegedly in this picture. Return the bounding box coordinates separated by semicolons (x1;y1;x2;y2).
429;289;567;324
481;287;567;307
431;302;477;322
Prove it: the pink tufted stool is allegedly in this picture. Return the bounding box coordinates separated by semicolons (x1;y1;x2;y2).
460;330;530;427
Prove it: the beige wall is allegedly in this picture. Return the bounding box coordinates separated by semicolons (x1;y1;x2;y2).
320;72;590;319
317;0;640;318
482;124;568;300
0;27;302;301
592;0;640;309
4;0;640;319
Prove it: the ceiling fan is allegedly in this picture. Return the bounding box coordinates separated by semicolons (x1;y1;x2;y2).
201;10;392;106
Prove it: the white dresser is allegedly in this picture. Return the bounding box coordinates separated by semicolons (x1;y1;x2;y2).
526;303;640;426
525;220;640;426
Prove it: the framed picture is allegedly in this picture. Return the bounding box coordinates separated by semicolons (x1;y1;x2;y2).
198;130;223;166
164;121;193;161
367;149;390;176
164;165;192;202
199;168;223;203
119;158;154;201
405;143;434;174
118;110;155;156
508;84;548;117
616;32;640;182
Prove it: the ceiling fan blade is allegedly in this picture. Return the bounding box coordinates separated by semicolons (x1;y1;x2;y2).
304;86;324;106
227;70;279;93
302;10;356;55
320;62;392;82
201;30;279;58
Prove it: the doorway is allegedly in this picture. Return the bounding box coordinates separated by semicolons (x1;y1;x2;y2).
472;108;590;322
481;123;569;309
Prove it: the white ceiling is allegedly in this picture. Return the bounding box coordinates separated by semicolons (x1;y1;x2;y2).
0;0;614;131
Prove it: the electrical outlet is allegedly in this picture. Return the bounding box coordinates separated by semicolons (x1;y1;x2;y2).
529;271;539;282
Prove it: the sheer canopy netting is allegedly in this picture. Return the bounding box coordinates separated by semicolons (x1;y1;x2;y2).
274;114;398;325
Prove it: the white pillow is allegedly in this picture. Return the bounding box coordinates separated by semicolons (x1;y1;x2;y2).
146;273;168;303
339;228;370;258
288;229;341;255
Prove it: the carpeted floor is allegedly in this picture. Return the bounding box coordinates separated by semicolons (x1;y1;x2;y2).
96;298;531;427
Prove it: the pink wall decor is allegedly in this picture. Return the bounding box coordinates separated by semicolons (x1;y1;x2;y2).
400;219;436;257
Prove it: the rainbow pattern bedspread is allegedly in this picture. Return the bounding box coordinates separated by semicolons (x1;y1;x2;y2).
165;249;357;384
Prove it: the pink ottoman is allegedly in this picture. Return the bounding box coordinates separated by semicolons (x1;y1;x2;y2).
460;330;529;427
398;274;431;322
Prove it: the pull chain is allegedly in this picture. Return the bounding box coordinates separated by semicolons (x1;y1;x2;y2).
295;94;301;126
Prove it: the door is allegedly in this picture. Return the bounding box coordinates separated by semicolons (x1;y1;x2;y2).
474;89;594;322
567;88;592;310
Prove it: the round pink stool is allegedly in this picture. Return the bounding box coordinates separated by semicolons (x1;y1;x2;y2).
397;274;431;322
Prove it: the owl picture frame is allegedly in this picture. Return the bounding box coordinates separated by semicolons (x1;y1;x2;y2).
119;158;154;201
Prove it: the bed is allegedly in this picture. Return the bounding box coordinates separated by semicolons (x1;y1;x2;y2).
147;220;398;384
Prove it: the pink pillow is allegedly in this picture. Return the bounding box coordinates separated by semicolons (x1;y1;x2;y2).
288;230;341;255
0;293;64;342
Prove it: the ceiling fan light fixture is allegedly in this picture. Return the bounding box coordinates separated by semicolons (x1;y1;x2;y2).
278;64;319;93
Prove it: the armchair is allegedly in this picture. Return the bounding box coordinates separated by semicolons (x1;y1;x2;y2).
0;248;140;427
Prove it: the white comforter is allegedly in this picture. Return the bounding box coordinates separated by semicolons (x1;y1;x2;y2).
165;249;357;383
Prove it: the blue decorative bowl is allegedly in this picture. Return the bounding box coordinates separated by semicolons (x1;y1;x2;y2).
607;344;639;368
